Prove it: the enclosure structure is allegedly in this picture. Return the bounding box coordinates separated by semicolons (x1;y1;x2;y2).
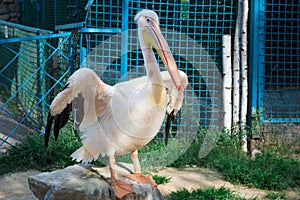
0;0;299;148
0;21;74;146
250;0;300;122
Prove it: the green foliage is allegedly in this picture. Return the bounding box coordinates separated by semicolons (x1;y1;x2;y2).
264;192;286;200
0;126;82;175
169;132;300;191
151;174;171;185
167;186;255;200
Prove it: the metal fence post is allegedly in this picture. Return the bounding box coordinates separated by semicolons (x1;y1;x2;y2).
121;0;129;79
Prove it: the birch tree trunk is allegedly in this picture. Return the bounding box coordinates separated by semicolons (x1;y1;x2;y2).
240;0;249;152
232;0;243;134
222;35;232;132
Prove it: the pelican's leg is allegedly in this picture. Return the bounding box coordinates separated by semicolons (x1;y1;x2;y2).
131;149;141;173
125;150;157;189
109;155;134;198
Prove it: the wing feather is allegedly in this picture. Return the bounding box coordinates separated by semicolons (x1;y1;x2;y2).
44;68;112;148
161;70;188;115
161;70;188;147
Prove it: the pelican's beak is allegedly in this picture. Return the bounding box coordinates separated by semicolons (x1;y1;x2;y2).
143;24;182;91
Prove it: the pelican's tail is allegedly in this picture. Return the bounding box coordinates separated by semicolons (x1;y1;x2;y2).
71;145;98;164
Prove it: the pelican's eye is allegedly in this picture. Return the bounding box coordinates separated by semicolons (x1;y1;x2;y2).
146;18;150;23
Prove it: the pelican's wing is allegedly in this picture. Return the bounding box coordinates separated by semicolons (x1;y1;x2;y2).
161;70;188;147
44;68;113;148
162;70;188;115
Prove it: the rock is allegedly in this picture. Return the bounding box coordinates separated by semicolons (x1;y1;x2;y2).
2;0;15;3
0;13;9;21
0;5;9;14
9;12;17;17
251;149;263;160
28;164;163;200
8;1;17;12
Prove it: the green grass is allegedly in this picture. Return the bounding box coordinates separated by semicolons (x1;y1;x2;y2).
166;186;256;200
169;133;300;191
0;126;82;175
264;192;287;200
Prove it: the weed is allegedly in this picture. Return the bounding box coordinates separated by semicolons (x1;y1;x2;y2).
264;192;286;200
166;186;256;200
151;174;171;185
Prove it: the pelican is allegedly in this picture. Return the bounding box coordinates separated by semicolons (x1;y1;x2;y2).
45;9;188;198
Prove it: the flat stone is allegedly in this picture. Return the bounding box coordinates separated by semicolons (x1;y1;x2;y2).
28;164;163;200
0;5;9;14
0;13;9;21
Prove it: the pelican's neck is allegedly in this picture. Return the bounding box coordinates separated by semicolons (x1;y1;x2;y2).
143;48;163;84
139;32;162;85
139;31;164;104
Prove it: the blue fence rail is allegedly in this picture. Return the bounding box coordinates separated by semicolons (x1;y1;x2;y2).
0;20;73;147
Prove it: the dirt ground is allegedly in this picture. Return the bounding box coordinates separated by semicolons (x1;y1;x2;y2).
0;167;298;200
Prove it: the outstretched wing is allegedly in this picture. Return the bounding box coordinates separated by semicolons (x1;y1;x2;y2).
44;68;113;148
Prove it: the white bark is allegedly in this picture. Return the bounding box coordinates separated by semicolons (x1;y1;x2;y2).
222;35;232;132
240;0;249;152
232;0;243;133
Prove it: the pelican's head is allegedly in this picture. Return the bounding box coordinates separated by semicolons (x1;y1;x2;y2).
135;10;181;91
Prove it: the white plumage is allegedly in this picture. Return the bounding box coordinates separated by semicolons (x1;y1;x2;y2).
45;9;188;198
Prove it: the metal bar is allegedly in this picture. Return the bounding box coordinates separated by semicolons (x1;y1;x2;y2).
1;34;71;110
68;33;74;74
121;0;129;78
0;40;33;74
0;32;71;44
80;27;121;34
55;22;85;31
36;30;45;127
0;20;53;35
79;29;86;66
248;0;260;118
0;67;72;147
257;0;266;120
85;0;94;11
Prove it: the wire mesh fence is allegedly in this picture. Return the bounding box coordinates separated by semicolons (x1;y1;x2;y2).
1;0;299;148
20;0;87;31
0;20;73;147
250;0;300;122
81;0;237;139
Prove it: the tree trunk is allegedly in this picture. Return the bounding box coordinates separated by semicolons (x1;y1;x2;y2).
240;0;249;152
232;0;243;134
222;35;232;132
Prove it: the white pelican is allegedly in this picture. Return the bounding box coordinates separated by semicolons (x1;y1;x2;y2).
45;9;188;198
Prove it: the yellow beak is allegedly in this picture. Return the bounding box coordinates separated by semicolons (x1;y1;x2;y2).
143;24;182;91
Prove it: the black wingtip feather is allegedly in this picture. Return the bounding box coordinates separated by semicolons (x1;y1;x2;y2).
44;112;54;149
165;110;175;148
44;84;72;148
53;103;72;141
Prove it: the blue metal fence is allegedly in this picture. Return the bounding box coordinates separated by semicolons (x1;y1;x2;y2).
250;0;300;122
2;0;299;148
0;20;73;147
